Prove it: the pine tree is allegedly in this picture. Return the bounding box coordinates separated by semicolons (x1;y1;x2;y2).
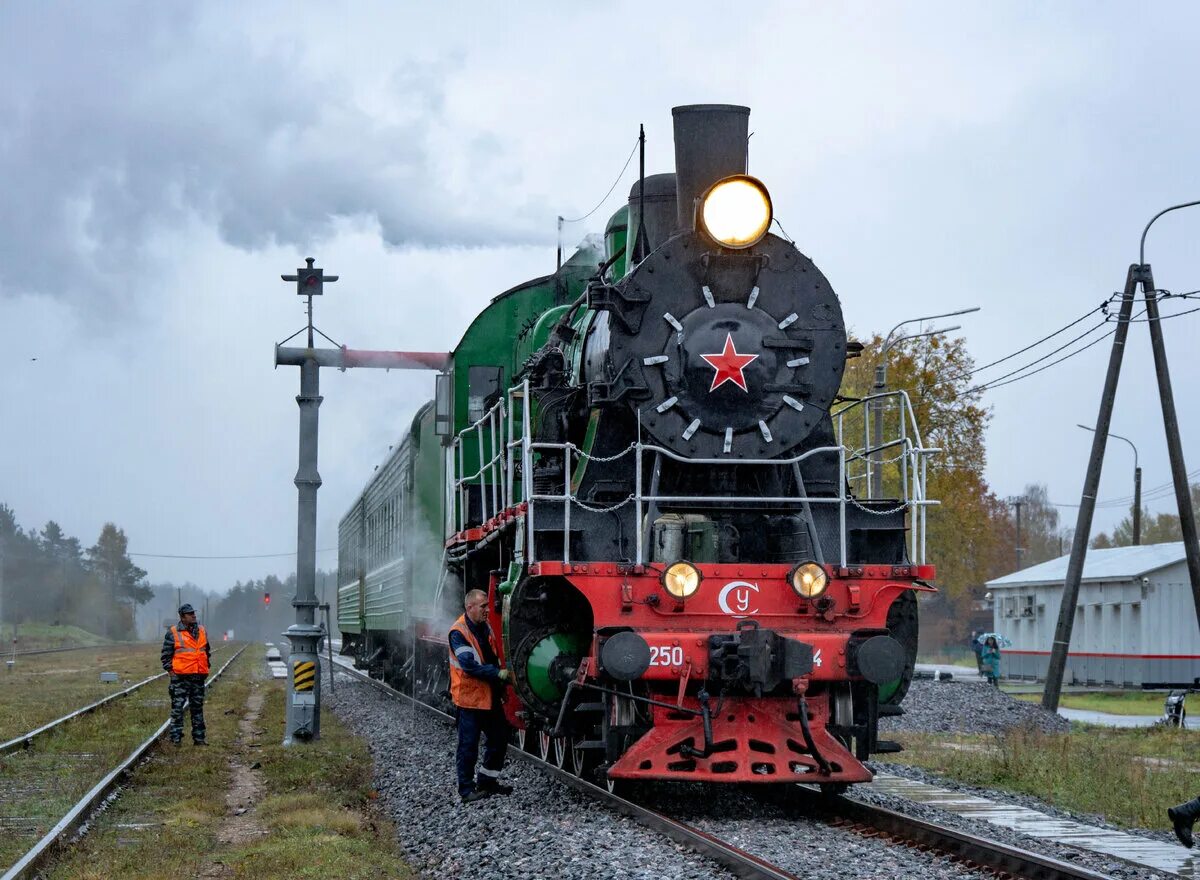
87;523;152;638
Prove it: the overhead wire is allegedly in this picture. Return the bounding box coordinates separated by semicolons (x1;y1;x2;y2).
965;318;1114;393
559;136;640;225
130;548;336;559
964;303;1108;378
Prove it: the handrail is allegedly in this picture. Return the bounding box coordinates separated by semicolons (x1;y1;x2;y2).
447;380;938;568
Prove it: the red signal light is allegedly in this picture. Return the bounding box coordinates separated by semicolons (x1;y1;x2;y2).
264;592;271;606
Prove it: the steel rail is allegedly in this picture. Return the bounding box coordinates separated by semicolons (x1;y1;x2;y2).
3;642;144;658
1;644;238;755
819;794;1115;880
1;645;248;880
0;672;168;755
332;656;1119;880
330;655;799;880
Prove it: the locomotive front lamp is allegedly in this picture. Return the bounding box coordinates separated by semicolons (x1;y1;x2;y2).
698;175;773;249
789;561;828;598
662;561;702;599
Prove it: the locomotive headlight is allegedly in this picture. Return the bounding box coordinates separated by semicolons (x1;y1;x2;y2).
789;561;828;599
662;561;702;599
698;175;772;250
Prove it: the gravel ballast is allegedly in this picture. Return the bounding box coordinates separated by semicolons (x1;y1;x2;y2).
881;679;1070;735
325;669;998;880
325;671;733;880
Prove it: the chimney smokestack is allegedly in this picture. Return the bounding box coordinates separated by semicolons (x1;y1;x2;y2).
672;104;750;232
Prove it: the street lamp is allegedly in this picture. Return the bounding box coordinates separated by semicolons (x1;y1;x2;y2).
870;307;981;495
1078;424;1141;545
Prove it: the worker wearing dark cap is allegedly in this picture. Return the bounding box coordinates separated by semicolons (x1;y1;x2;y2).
161;603;211;745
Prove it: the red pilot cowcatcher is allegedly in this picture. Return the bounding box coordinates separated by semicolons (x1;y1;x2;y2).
700;333;758;392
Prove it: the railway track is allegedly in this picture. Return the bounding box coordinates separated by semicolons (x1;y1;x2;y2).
0;672;168;756
2;642;143;659
0;645;247;880
329;655;1114;880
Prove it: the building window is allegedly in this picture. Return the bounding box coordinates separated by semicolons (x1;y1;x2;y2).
1001;595;1017;618
1020;595;1036;618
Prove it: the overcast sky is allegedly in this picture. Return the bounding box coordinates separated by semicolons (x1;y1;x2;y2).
3;2;1200;595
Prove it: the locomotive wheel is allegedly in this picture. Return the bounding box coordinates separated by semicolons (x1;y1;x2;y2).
538;731;553;761
819;782;849;797
572;736;599;781
553;735;573;771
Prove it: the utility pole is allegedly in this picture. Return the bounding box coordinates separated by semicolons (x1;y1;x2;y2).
274;257;449;745
1133;466;1142;545
1045;200;1200;711
1007;497;1026;571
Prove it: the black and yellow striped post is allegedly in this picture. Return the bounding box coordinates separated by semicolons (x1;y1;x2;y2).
293;660;316;692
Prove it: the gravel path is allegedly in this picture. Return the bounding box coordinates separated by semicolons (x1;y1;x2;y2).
325;669;995;880
881;679;1070;735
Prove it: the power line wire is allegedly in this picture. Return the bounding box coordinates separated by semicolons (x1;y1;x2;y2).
130;548;336;560
968;320;1115;393
559;137;640;225
966;304;1107;378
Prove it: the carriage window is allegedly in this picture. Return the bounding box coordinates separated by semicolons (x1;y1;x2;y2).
467;365;502;422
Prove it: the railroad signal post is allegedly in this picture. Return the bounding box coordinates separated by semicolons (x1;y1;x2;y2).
274;257;448;745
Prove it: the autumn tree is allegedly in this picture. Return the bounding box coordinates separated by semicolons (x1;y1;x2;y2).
839;331;1014;646
1091;483;1200;548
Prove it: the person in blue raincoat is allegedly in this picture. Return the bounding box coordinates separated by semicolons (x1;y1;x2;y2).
979;635;1001;686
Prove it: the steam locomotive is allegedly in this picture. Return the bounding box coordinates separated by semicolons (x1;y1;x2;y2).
338;104;937;792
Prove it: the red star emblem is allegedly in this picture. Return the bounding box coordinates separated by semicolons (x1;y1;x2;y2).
700;333;759;392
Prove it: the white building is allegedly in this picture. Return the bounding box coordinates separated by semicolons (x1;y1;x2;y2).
985;542;1200;687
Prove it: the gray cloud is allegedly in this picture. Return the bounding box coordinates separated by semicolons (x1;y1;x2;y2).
0;4;543;311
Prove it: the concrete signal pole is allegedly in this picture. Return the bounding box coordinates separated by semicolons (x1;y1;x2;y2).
275;258;449;745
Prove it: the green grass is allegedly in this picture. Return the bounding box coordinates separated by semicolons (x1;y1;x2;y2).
220;685;413;878
0;645;241;872
0;643;171;741
40;657;413;880
36;649;253;880
4;623;116;651
893;725;1198;829
1011;690;1166;716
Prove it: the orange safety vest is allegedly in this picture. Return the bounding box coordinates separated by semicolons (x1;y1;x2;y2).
448;614;498;710
170;625;210;675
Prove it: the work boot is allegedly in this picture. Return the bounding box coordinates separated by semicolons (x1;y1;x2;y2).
479;781;514;796
461;789;490;804
170;739;182;747
1168;796;1200;848
193;740;208;746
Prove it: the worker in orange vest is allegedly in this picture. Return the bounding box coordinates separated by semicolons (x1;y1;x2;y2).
448;589;512;803
160;603;211;745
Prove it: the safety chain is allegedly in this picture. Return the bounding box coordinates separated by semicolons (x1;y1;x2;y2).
848;497;909;516
564;442;637;464
844;447;910;467
569;494;637;513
